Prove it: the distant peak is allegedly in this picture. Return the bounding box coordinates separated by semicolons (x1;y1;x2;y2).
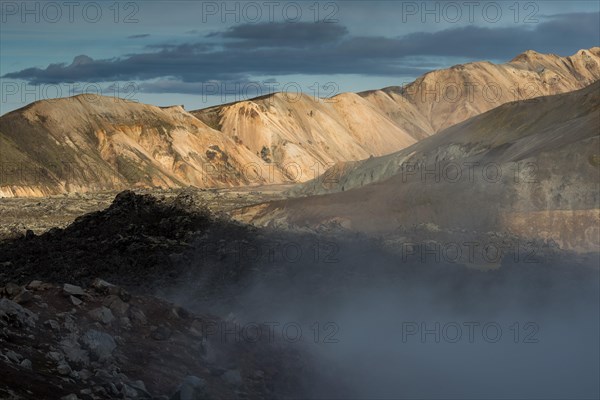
511;49;542;62
160;104;185;111
5;93;142;117
574;48;600;58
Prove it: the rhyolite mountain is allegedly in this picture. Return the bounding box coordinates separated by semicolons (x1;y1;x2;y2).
0;96;285;197
1;48;599;197
240;81;600;252
193;47;600;178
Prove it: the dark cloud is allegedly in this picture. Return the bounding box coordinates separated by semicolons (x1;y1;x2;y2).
533;12;600;53
396;12;600;59
3;12;598;93
213;22;349;48
127;34;150;39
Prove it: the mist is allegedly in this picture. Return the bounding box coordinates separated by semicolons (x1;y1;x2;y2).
161;232;600;399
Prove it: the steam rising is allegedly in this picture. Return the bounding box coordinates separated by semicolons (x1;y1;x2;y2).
163;233;600;399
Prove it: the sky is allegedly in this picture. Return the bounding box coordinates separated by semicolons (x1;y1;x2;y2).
1;0;599;114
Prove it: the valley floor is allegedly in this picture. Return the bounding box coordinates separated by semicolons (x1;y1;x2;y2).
0;185;292;240
0;190;598;399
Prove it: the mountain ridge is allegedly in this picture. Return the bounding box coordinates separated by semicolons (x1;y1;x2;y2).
1;48;599;197
239;81;600;252
191;47;600;180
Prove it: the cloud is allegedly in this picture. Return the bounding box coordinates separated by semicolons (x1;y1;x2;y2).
127;34;150;39
394;12;600;59
213;22;349;48
3;13;598;93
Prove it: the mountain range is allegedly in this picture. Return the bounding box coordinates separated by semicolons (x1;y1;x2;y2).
241;80;600;251
0;48;599;197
